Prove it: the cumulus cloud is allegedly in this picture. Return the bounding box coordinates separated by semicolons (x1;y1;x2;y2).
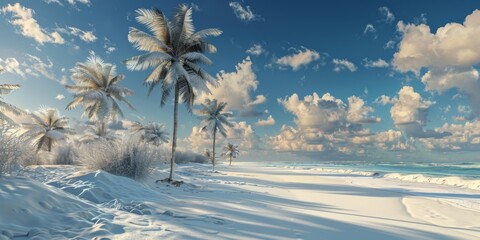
2;3;65;44
275;48;320;71
387;86;451;139
55;94;65;100
246;43;266;56
363;58;389;68
379;6;395;23
332;58;357;72
229;2;262;22
256;115;275;126
269;92;385;156
419;121;480;152
393;10;480;117
0;58;25;77
197;57;266;118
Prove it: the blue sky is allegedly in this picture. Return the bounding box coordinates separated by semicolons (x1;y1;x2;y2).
1;0;480;162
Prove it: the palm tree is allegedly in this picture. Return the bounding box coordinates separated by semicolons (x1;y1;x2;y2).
78;123;120;143
125;5;221;181
223;143;239;166
131;121;169;146
198;99;233;171
65;55;134;136
204;149;212;163
0;69;24;124
21;108;73;152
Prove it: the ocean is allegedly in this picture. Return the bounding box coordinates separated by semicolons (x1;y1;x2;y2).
266;161;480;190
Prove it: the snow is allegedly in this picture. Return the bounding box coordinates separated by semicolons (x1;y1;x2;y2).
1;162;479;239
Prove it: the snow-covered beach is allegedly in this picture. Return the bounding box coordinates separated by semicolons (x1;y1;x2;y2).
1;162;479;240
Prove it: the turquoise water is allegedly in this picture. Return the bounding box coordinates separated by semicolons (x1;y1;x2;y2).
267;161;480;179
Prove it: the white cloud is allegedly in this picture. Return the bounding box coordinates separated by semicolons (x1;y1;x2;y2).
57;26;97;43
55;94;65;100
275;48;320;71
379;6;395;23
229;2;262;22
332;58;357;72
393;10;480;117
246;43;266;56
0;58;25;77
2;3;65;45
384;40;395;49
363;24;377;38
103;37;116;54
279;93;379;133
347;96;381;123
419;121;480;152
388;86;451;139
22;54;56;81
363;58;389;68
197;57;266;117
256;115;275;126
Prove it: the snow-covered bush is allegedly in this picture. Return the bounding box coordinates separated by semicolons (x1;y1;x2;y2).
81;140;162;179
50;144;78;165
0;125;37;175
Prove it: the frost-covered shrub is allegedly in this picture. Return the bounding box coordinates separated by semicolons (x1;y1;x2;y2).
0;126;20;175
0;125;37;175
48;144;78;165
81;140;162;179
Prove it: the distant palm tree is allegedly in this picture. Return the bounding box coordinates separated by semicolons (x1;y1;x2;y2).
125;4;221;181
21;108;73;152
78;123;120;143
0;69;24;124
223;143;239;166
204;149;212;163
131;121;169;146
198;99;233;171
66;55;134;136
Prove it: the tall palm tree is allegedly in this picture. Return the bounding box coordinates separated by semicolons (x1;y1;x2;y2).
66;55;134;135
125;4;221;181
21;108;73;152
0;69;24;124
198;99;233;171
223;143;239;166
131;121;169;146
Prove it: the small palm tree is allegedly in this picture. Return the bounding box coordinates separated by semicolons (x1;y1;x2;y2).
198;99;233;171
204;149;212;163
0;69;24;124
78;123;120;143
66;55;134;135
21;108;73;152
125;4;221;181
223;143;239;166
131;121;169;146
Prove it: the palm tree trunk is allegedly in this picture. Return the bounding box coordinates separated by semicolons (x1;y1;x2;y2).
212;128;217;172
101;121;106;137
48;139;52;152
169;84;179;182
229;156;232;166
